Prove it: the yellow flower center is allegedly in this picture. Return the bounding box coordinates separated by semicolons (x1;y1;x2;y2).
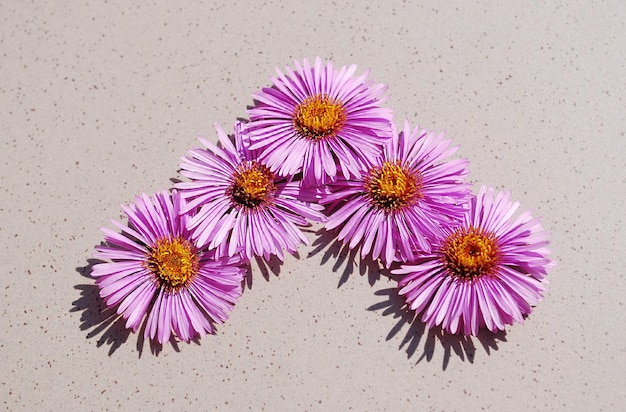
365;161;422;211
443;226;500;280
293;94;347;140
147;237;198;290
230;162;276;208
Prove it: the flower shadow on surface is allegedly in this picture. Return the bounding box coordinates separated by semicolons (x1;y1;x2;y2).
72;259;192;357
368;287;507;370
244;254;285;290
308;227;385;287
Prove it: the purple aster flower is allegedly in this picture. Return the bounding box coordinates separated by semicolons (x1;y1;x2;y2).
393;185;554;336
91;190;246;345
322;120;471;267
247;56;393;187
176;122;325;261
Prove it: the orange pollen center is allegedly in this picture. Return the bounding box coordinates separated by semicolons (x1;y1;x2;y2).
230;162;275;208
293;94;347;140
365;161;422;211
443;226;500;280
147;237;198;290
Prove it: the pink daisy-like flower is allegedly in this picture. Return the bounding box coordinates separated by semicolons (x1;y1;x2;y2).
176;122;325;261
247;56;393;187
393;185;554;336
322;120;471;267
91;190;246;344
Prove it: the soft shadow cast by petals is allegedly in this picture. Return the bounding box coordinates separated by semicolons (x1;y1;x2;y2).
244;255;283;290
73;260;193;357
71;280;134;356
368;287;507;370
308;227;386;287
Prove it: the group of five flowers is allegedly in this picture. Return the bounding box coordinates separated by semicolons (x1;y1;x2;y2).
91;57;553;344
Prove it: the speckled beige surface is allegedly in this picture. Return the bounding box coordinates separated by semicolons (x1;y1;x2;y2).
1;1;625;410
